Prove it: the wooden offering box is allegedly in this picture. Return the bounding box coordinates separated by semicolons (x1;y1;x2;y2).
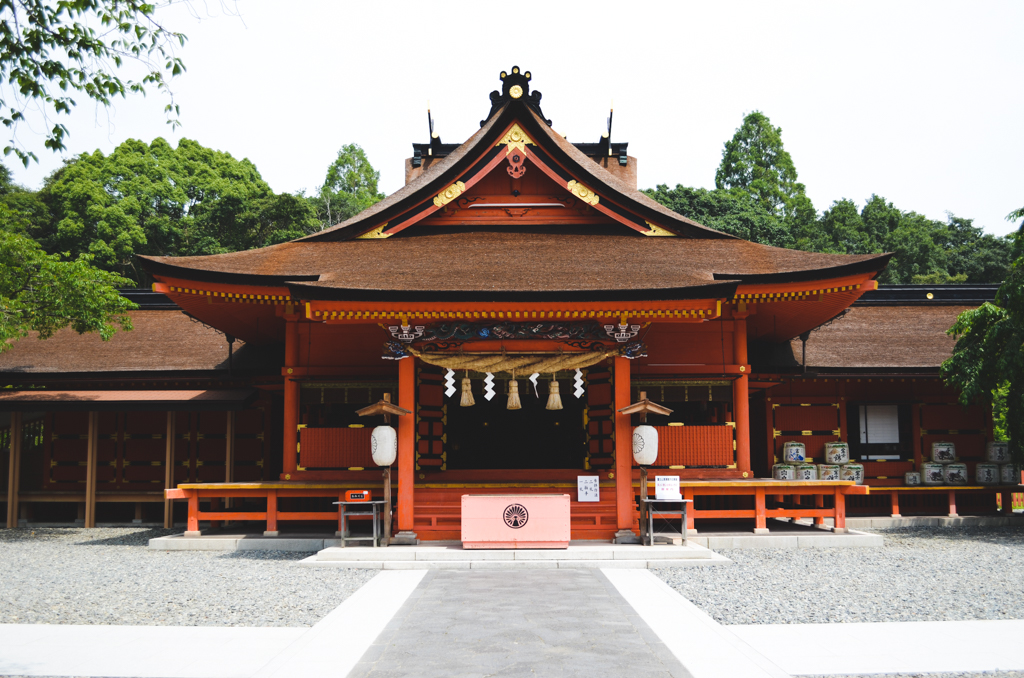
461;494;571;549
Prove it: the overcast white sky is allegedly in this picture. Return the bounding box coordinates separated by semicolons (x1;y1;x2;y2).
7;1;1024;236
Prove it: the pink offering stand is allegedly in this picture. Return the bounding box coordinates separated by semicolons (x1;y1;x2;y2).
461;494;571;549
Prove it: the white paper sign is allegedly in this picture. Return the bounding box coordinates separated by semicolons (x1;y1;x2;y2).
577;476;600;502
655;476;682;500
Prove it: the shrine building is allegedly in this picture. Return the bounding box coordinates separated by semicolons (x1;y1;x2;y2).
1;68;1014;539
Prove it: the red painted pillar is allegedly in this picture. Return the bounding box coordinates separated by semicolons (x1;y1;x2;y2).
613;356;636;538
282;317;300;479
754;487;767;533
733;315;751;477
397;356;417;538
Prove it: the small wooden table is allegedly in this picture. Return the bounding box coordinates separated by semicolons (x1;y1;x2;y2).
333;500;386;547
641;497;693;546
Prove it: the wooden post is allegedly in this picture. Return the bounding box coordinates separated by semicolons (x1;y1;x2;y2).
282;315;300;478
1002;491;1013;515
6;411;23;529
186;491;199;535
948;490;958;518
733;315;751;477
265;489;278;536
395;357;417;542
890;492;901;518
754;486;767;533
84;411;99;528
911;403;923;470
224;410;235;516
613;356;637;542
163;412;175;529
833;487;847;532
814;493;825;525
382;466;392;547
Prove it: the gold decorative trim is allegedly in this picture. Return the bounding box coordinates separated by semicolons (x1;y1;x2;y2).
643;221;676;237
495;123;535;154
356;223;390;239
433;181;466;208
567;180;599;205
509;84;523;99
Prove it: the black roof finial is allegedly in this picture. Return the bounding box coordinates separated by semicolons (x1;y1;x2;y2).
480;66;551;127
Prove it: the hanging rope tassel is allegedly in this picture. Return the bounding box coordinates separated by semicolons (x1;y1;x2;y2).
507;373;522;410
546;378;563;411
460;372;475;407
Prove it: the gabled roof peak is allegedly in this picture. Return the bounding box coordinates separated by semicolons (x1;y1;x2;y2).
482;66;551;127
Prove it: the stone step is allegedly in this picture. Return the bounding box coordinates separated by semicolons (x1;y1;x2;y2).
314;543;714;562
298;553;732;569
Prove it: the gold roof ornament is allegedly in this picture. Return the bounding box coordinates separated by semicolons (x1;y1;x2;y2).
495;123;535;154
567;180;599;206
433;181;466;208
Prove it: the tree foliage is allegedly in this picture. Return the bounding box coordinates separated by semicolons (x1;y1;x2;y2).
0;0;186;166
1;229;135;351
643;184;792;247
24;138;317;283
715;110;815;230
308;144;384;229
942;219;1024;462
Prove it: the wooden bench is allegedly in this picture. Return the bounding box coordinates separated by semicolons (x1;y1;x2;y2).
864;485;1023;518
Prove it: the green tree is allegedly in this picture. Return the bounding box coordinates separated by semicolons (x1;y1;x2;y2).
0;160;51;237
310;144;384;229
1;229;135;351
715;111;814;234
942;209;1024;463
1;0;186;166
35;137;317;283
644;184;792;247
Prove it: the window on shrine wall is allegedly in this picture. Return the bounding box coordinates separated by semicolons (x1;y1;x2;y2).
851;404;913;460
299;383;398;428
630;383;733;425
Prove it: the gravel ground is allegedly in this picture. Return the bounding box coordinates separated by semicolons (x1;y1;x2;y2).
0;527;376;627
809;674;1024;678
654;526;1024;625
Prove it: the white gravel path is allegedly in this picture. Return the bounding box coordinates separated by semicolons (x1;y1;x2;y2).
0;527;376;627
654;526;1024;625
809;673;1024;678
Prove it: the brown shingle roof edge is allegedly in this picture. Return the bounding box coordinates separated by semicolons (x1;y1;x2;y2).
0;389;258;412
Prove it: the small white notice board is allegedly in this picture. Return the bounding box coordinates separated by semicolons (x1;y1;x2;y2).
577;476;600;502
655;476;682;500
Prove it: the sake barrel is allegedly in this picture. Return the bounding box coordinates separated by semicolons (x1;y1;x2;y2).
904;471;922;486
986;442;1010;464
824;442;850;465
943;463;968;486
773;464;797;481
782;442;806;463
817;464;841;481
975;463;1000;485
931;441;956;464
921;462;945;485
840;463;864;485
795;464;818;481
1001;464;1021;485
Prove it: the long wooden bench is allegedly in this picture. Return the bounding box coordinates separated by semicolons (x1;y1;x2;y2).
863;485;1023;518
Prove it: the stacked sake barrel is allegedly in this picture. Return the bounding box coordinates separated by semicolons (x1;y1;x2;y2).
980;442;1019;486
919;442;967;485
773;441;862;484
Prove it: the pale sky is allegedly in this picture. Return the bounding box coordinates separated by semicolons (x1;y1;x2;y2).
8;1;1024;236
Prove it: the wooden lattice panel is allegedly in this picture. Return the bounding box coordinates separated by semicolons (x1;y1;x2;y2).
299;427;373;468
650;425;734;467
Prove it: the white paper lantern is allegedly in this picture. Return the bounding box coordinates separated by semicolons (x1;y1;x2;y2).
632;425;658;466
371;425;397;466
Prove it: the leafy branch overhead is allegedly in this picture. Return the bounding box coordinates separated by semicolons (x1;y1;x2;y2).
0;229;136;352
0;0;186;166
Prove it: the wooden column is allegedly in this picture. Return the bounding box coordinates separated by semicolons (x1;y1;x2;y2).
265;490;278;536
84;411;99;528
163;412;175;529
890;492;901;518
6;412;23;529
754;486;767;533
613;356;637;540
282;316;300;478
910;403;923;469
224;410;236;516
395;356;417;541
733;316;751;477
833;487;847;532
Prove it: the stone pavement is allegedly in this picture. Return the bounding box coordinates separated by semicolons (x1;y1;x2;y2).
348;570;692;678
3;569;1024;677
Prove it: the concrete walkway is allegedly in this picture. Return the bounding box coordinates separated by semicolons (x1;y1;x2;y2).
2;569;1023;677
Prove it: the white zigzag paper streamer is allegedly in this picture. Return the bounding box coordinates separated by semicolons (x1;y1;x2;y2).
444;369;456;398
483;373;496;401
574;368;585;398
528;373;539;398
